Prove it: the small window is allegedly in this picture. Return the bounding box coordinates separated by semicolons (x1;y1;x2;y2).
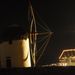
6;57;12;68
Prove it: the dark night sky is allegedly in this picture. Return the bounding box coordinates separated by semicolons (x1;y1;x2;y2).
0;0;75;65
31;0;75;65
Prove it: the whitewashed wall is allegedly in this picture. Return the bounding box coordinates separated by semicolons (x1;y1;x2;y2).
0;38;31;68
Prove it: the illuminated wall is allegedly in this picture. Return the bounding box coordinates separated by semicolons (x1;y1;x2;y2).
0;38;31;68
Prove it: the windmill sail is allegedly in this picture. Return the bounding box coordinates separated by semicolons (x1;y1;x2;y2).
28;0;53;67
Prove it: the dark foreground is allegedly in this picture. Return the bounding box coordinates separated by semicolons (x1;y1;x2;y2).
0;66;75;75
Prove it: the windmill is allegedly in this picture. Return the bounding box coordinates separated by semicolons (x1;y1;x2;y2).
0;0;53;68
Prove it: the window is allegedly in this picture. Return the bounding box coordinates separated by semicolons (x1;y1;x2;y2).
6;57;12;68
0;59;1;68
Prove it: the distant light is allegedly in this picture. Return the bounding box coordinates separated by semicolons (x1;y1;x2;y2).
58;63;67;66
